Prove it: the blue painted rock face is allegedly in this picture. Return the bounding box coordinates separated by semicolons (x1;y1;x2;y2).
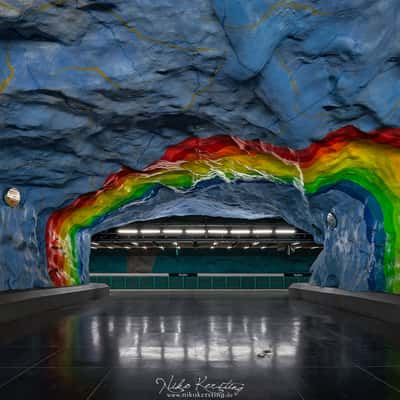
0;0;398;291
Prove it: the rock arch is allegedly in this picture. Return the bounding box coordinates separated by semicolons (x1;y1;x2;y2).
46;126;399;293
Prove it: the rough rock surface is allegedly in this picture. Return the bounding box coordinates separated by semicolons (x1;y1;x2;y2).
0;0;398;290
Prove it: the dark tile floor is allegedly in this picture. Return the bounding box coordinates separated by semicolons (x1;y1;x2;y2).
0;291;400;399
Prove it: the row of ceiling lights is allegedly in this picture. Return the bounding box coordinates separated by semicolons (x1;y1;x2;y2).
117;227;296;235
91;241;321;251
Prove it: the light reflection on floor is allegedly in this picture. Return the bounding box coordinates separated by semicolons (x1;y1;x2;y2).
94;314;301;364
83;306;302;368
1;292;400;399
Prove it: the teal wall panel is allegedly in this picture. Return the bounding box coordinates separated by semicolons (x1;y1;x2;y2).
153;252;313;273
90;249;317;274
90;275;311;289
90;251;127;273
89;249;316;289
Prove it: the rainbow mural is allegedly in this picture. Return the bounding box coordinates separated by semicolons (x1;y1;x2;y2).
46;125;400;293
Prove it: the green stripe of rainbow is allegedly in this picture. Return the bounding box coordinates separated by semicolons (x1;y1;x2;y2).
46;125;400;292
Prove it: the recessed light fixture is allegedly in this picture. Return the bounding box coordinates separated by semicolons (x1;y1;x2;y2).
275;229;296;234
124;246;130;249
208;229;228;235
210;246;215;249
261;246;267;250
163;229;183;234
142;246;147;250
185;228;206;234
252;241;260;246
244;246;250;250
118;228;138;234
326;212;337;229
159;246;165;250
252;229;273;234
230;229;251;235
173;241;179;246
4;187;21;208
213;242;218;246
131;242;138;246
227;246;232;250
140;229;161;234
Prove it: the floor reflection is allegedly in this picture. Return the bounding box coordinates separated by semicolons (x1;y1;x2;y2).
43;293;399;370
1;292;400;399
76;313;304;366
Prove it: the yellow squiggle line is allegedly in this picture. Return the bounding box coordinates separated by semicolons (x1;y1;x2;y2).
182;55;226;111
276;50;329;119
0;0;68;14
111;10;217;54
0;0;19;12
277;50;300;98
0;50;15;93
225;1;331;31
54;66;120;89
33;0;67;13
0;0;69;14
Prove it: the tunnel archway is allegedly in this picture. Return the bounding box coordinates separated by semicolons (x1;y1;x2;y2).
89;215;322;292
46;126;399;293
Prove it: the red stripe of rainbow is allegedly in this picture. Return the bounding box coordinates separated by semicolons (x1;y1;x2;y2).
45;125;400;292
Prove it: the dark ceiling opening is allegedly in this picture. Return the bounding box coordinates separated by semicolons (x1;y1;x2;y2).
91;216;321;255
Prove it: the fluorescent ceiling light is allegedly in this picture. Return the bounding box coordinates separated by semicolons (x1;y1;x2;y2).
243;246;249;250
142;246;147;250
275;229;296;234
261;246;266;250
227;246;232;249
91;242;99;245
159;246;165;250
118;228;138;234
252;229;273;234
230;229;251;235
213;242;218;246
131;242;138;246
173;241;179;246
124;246;130;249
163;229;183;234
185;229;206;234
210;246;215;249
208;229;228;235
90;246;97;249
252;241;260;246
107;246;114;249
140;229;160;234
311;246;321;249
291;242;300;246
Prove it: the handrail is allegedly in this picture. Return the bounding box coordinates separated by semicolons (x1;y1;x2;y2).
90;272;286;277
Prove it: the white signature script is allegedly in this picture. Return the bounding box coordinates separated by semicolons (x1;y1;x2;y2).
155;375;244;396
